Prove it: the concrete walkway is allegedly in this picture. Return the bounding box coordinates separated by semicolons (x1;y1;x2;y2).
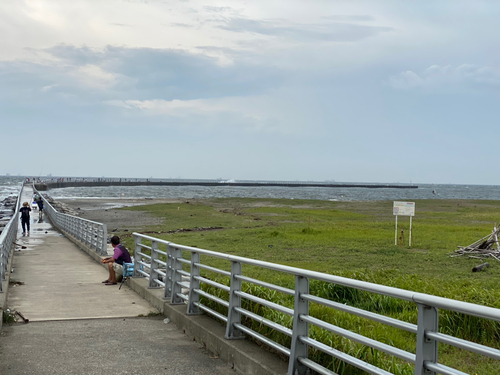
0;187;235;374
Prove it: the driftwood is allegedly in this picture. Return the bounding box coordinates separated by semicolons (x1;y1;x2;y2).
453;225;500;262
472;262;489;272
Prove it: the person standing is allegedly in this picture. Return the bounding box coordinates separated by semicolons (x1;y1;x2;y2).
36;196;44;219
20;202;31;235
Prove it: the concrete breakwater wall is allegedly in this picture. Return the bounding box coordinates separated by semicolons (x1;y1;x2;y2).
35;181;418;191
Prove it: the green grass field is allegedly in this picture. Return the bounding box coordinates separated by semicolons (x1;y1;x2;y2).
118;198;500;374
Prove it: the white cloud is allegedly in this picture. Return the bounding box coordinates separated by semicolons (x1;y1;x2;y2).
388;71;423;89
41;83;58;92
74;64;118;89
106;96;268;127
25;0;67;29
105;94;308;134
389;64;500;90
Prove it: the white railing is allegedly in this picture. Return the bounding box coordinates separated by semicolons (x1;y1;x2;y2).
132;232;500;375
39;190;108;255
0;186;23;292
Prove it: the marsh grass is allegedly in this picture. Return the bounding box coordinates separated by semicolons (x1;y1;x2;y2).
121;198;500;373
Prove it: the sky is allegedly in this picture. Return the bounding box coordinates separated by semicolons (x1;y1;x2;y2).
1;1;500;184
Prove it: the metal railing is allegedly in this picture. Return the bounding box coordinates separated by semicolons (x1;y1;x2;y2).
38;190;108;255
132;232;500;375
0;186;23;292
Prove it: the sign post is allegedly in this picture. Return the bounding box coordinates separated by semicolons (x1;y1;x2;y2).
393;201;415;246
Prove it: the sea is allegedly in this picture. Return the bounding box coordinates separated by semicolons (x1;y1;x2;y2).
1;176;500;202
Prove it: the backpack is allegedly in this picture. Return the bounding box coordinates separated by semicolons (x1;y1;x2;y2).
21;207;30;220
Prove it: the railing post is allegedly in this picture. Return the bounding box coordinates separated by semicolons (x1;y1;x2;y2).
287;275;309;375
164;243;174;299
133;235;142;277
92;223;97;251
415;304;438;375
0;246;4;292
84;221;89;245
187;252;201;315
225;261;244;339
170;246;184;304
100;224;108;256
149;241;160;288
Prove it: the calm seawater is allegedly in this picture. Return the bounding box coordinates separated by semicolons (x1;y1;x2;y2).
1;176;500;202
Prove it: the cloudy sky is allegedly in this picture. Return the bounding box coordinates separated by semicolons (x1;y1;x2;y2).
1;1;499;184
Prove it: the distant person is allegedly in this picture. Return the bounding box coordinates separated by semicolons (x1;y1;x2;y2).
101;236;132;285
36;196;44;212
20;202;31;235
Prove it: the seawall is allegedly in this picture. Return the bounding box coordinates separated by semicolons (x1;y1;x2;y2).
35;181;418;191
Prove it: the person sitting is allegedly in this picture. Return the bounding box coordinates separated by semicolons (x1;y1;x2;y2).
101;236;132;286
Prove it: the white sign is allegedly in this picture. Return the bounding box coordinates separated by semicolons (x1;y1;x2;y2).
393;201;415;217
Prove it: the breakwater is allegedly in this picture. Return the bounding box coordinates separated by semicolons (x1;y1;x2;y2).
35;181;418;191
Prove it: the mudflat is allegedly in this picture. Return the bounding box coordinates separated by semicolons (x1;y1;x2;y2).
58;198;181;232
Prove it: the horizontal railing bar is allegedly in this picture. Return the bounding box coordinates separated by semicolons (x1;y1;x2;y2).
301;315;416;364
136;269;149;278
426;331;500;360
156;270;166;277
176;281;189;289
195;302;228;322
131;233;171;246
155;249;167;256
137;243;152;251
235;275;295;295
58;214;104;226
136;252;152;260
193;276;230;292
303;294;417;334
411;294;500;322
176;258;191;265
152;279;165;287
195;263;231;277
300;337;393;375
298;357;339;375
233;323;291;356
153;259;167;267
234;307;292;336
176;270;190;278
235;291;294;316
137;260;151;269
176;293;188;301
424;361;468;375
195;289;230;308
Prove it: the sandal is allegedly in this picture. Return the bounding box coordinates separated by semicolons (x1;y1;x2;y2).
105;282;117;285
102;279;110;283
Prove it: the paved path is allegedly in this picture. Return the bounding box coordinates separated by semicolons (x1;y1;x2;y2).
6;186;153;321
0;186;235;374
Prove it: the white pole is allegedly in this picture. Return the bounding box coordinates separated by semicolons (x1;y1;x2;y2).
409;215;412;247
395;215;398;245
